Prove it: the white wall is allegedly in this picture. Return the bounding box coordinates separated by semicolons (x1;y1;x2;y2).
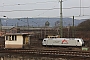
5;35;23;45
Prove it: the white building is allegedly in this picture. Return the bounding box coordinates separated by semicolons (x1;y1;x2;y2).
4;33;30;48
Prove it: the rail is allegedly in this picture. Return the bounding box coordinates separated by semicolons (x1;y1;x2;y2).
0;49;90;58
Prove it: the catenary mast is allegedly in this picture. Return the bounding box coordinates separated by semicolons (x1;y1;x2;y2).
59;0;63;37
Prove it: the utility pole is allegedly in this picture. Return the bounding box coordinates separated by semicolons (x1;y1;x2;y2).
0;18;2;31
72;16;75;38
59;0;63;38
27;17;29;30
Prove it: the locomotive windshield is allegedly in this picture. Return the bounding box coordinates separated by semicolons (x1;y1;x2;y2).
81;39;84;43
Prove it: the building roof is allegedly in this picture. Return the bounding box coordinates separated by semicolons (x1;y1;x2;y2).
4;33;29;35
2;26;15;29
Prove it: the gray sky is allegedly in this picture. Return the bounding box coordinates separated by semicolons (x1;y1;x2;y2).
0;0;90;19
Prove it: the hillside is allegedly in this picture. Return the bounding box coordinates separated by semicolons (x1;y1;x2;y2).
1;18;85;27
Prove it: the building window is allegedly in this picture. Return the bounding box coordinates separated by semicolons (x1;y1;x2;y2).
12;35;14;40
9;35;11;41
5;35;17;41
6;36;8;40
15;35;16;40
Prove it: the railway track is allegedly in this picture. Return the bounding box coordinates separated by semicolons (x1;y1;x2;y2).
0;49;90;58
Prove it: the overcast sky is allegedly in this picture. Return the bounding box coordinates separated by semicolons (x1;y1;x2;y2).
0;0;90;19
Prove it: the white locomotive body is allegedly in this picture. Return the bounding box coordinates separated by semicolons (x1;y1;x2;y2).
42;38;84;47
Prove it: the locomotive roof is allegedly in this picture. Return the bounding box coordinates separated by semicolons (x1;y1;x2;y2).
44;38;82;40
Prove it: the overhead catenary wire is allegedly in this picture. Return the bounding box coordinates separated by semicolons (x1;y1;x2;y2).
0;6;90;12
0;0;69;7
34;14;90;18
0;1;57;7
0;0;90;19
